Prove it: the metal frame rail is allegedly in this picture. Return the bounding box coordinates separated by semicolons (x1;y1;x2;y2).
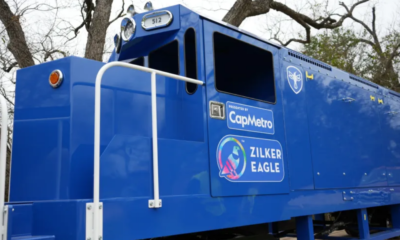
0;95;8;240
86;62;204;240
289;206;400;240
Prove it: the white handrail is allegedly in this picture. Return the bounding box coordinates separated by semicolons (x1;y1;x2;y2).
0;95;8;239
90;62;204;240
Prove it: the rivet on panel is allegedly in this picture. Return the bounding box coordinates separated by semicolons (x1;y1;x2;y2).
343;172;346;175
317;172;320;175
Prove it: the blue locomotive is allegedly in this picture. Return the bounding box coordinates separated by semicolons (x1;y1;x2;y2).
4;3;400;240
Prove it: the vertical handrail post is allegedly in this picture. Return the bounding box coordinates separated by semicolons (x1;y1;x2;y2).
150;72;161;208
0;95;8;239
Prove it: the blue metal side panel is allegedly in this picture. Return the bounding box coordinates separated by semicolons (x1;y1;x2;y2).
11;57;106;201
31;201;87;239
7;204;33;238
381;96;400;186
203;20;289;197
69;58;105;200
281;60;314;190
100;187;400;240
11;58;72;201
305;70;387;189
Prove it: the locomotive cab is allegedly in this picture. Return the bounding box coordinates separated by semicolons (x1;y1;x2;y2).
111;5;291;198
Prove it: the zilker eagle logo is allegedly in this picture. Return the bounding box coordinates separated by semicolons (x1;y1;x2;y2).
216;135;285;183
217;137;247;180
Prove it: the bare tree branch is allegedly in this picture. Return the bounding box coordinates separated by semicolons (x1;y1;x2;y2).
1;62;17;73
44;50;67;61
223;0;369;46
109;0;125;25
270;0;369;46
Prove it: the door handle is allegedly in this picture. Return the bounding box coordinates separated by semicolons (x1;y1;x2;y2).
342;97;355;103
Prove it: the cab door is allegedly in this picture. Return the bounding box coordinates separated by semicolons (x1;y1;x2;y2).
204;20;289;197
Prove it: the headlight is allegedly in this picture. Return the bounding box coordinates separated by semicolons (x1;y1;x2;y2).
121;18;136;41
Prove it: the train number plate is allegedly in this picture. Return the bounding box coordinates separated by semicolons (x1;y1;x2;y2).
142;10;173;30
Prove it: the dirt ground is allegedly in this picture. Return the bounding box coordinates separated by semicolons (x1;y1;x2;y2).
280;230;400;239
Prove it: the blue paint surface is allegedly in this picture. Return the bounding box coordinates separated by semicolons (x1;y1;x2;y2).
226;102;274;134
7;4;400;240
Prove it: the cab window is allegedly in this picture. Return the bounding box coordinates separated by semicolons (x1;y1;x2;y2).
213;32;276;103
149;40;179;75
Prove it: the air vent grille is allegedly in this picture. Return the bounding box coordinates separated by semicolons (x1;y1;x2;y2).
288;50;332;71
349;74;378;89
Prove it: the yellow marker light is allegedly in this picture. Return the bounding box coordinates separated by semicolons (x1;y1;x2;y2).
306;71;314;80
370;95;376;101
49;70;63;88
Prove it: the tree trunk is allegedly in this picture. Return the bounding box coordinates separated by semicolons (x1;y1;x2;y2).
84;0;113;61
0;0;35;68
223;0;255;27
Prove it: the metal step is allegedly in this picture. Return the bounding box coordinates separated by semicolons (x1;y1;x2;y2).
11;236;55;240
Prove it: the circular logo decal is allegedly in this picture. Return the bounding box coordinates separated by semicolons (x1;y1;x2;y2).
217;137;247;180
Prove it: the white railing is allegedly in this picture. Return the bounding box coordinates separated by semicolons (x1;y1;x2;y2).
86;62;204;240
0;95;8;240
